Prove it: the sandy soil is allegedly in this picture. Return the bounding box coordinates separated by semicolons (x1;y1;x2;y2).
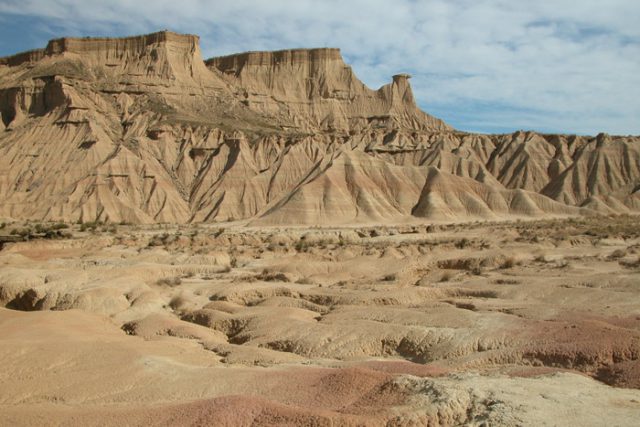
1;216;639;425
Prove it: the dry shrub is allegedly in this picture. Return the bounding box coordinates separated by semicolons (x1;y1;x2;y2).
156;276;182;287
455;238;470;249
494;278;521;285
500;257;521;269
608;249;627;260
438;257;482;271
169;295;188;310
257;269;290;282
471;266;483;276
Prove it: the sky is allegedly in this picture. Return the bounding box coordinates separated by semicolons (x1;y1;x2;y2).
0;0;638;135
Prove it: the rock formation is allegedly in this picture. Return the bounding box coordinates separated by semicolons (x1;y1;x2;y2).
207;49;449;132
0;30;638;224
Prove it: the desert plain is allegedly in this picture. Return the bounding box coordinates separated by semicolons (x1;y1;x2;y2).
1;216;639;425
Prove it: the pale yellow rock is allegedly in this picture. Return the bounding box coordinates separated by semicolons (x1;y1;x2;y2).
0;31;638;225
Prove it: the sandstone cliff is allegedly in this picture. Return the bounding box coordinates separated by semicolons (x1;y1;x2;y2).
0;31;638;224
207;49;449;132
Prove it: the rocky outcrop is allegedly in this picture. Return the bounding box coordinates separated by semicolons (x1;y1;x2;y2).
1;31;211;82
207;49;450;132
0;31;638;224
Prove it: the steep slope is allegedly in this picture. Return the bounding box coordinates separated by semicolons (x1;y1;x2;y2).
487;131;562;192
412;167;589;220
0;31;638;225
0;32;280;223
254;148;429;225
542;133;640;212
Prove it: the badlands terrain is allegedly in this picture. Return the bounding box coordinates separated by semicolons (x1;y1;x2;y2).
0;31;639;425
1;217;640;425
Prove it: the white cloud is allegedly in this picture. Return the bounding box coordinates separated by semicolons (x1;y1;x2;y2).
1;0;638;134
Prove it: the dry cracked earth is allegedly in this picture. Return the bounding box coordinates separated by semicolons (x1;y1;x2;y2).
1;216;640;426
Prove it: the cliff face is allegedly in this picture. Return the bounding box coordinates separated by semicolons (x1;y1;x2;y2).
0;31;212;83
0;31;638;225
207;49;450;132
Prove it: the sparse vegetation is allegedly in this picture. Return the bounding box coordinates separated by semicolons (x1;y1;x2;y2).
455;238;470;249
471;266;483;276
500;257;519;269
608;249;627;260
168;295;188;310
8;222;72;240
295;239;310;252
494;278;521;285
257;269;290;282
156;276;182;287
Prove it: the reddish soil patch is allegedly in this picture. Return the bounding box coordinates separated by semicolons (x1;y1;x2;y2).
267;366;407;415
521;313;640;387
596;361;640;389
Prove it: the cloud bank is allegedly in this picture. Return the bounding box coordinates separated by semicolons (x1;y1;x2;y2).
0;0;638;134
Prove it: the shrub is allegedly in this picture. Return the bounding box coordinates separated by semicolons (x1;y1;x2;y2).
169;295;188;310
501;257;516;269
156;276;182;287
10;228;31;238
455;238;470;249
608;249;627;260
257;269;290;282
494;278;521;285
295;240;309;252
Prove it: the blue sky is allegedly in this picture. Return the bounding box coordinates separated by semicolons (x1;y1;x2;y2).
1;0;638;135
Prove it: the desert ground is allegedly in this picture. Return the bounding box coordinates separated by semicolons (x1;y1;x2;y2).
1;215;639;426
